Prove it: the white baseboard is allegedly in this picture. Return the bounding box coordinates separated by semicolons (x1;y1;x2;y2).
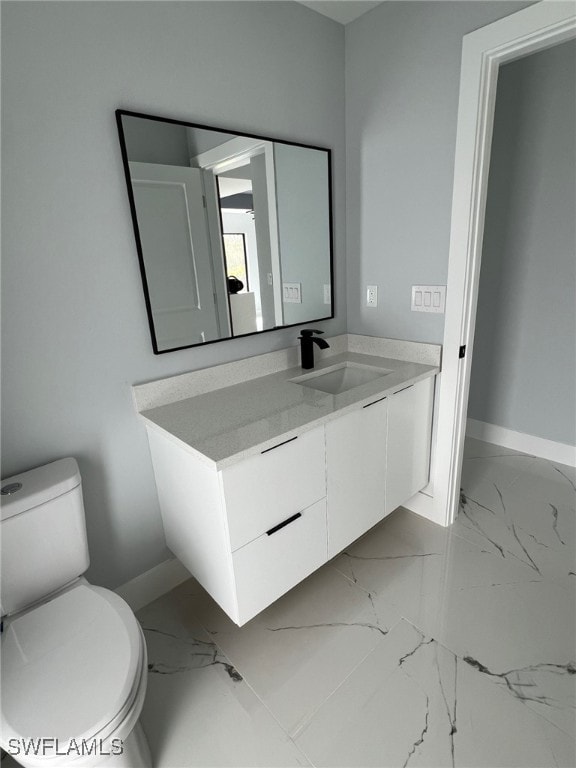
402;490;447;526
115;557;191;612
466;418;576;468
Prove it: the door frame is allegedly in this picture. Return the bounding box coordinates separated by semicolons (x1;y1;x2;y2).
432;1;576;526
193;139;285;327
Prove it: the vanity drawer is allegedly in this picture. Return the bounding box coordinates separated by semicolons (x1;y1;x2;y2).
233;498;327;625
221;426;326;551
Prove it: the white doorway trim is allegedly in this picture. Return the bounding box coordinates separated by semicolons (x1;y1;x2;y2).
432;1;576;527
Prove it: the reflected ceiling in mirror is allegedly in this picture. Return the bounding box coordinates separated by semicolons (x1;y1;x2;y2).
116;110;334;354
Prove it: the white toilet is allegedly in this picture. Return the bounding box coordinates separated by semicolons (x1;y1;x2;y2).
0;458;152;768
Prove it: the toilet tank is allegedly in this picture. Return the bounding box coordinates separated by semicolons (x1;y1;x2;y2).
0;458;90;616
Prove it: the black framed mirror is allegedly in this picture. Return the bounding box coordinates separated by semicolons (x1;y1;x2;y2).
116;110;334;354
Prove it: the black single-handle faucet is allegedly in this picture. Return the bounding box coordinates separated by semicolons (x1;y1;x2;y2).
298;329;330;370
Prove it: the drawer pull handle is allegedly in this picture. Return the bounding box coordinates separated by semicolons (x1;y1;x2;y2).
393;384;414;396
363;396;386;409
261;436;298;454
266;512;302;536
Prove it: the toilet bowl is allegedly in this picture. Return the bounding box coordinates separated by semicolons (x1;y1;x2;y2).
0;460;152;768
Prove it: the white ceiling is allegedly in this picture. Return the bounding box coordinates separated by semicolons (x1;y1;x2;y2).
297;1;383;25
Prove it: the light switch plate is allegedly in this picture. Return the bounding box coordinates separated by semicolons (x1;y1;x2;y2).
411;285;446;313
323;284;331;304
283;282;302;303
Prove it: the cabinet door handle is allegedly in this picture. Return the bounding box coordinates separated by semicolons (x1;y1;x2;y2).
392;384;414;396
261;436;298;454
363;396;387;409
266;512;302;536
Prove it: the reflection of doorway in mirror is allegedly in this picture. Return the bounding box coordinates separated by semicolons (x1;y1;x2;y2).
221;208;263;332
212;150;280;333
217;164;263;332
222;233;249;292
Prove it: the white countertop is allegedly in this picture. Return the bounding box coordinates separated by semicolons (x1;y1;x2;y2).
140;350;439;469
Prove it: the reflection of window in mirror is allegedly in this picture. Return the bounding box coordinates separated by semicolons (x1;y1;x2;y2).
223;233;248;292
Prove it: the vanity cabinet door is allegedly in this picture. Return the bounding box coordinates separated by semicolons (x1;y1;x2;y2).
233;498;327;625
222;426;326;551
326;398;388;558
385;377;434;515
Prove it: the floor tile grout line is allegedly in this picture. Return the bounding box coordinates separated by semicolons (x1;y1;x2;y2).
185;568;408;750
185;577;410;749
172;604;316;768
288;614;409;744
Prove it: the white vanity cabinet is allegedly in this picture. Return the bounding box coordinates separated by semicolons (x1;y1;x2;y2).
326;396;388;558
326;378;434;559
385;377;434;514
146;425;327;626
144;372;435;626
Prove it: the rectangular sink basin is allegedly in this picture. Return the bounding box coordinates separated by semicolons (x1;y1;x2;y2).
291;362;392;395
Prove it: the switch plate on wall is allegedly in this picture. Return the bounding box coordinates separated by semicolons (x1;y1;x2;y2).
283;283;302;303
411;285;446;313
366;285;378;307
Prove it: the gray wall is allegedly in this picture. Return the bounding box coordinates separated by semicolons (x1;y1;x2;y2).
122;115;190;166
468;41;576;446
1;1;345;589
275;143;332;325
345;1;533;344
187;127;237;157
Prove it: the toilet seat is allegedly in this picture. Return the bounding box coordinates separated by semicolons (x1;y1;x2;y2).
1;583;144;761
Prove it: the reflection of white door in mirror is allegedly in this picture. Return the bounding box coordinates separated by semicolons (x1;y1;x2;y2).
129;162;225;351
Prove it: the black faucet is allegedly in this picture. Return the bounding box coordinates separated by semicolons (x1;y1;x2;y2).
298;329;330;370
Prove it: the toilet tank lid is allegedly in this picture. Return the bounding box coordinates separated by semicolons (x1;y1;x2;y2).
1;458;81;522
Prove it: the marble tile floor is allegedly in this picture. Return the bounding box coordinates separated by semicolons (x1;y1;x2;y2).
137;437;575;768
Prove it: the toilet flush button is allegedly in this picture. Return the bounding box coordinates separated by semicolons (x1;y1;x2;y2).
1;483;22;495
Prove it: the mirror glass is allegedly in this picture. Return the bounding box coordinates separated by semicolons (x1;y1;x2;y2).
116;110;334;353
